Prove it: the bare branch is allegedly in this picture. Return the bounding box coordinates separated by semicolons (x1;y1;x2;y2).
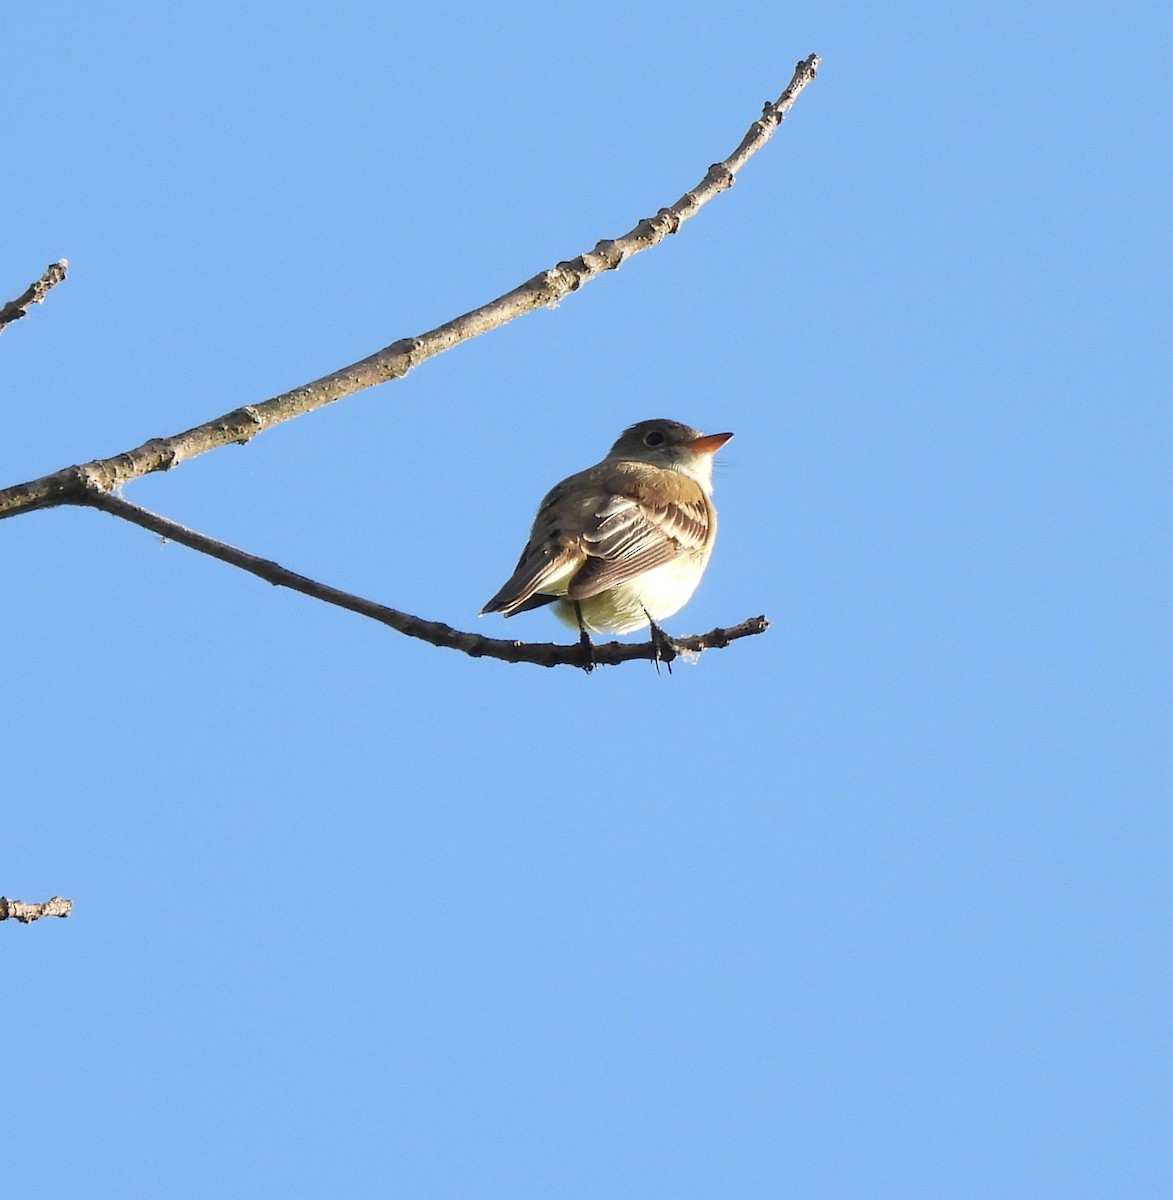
0;54;819;521
0;895;73;923
0;260;68;335
81;489;769;669
0;58;817;667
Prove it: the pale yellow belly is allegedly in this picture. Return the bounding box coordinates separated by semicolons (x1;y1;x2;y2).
552;553;708;635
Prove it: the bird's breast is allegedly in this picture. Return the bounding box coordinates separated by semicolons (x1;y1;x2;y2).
553;551;710;635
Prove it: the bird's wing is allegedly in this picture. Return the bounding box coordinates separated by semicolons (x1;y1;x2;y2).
567;482;711;600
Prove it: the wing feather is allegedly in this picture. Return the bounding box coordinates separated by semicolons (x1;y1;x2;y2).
568;490;711;600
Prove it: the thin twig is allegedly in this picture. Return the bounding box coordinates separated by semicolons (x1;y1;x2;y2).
81;490;768;669
0;261;68;335
0;55;819;520
0;895;73;923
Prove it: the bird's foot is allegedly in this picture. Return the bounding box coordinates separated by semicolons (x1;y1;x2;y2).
573;603;596;673
646;617;676;675
576;627;597;673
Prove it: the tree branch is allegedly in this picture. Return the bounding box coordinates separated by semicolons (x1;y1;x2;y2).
2;57;817;668
0;260;68;335
0;54;819;520
80;488;769;669
0;895;73;923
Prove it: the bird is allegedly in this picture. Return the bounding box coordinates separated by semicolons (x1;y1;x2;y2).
481;419;733;658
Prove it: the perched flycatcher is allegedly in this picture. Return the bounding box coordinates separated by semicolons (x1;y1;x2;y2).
481;419;733;637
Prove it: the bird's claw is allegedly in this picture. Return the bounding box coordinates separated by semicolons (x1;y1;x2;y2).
576;626;597;673
647;619;676;675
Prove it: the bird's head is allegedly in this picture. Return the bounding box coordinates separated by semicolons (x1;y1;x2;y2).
606;419;733;492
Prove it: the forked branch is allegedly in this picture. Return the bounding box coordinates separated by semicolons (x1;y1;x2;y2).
1;54;819;667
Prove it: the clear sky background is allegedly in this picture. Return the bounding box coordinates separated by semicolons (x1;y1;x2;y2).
4;2;1171;1197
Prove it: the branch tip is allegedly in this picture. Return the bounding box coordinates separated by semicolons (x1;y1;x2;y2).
0;260;70;334
0;895;73;923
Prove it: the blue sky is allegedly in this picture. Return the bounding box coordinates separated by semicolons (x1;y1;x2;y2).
4;2;1171;1197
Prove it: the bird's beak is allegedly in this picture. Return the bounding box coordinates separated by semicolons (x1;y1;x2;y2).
687;431;734;455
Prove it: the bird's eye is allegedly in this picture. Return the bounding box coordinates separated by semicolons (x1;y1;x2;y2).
644;430;666;447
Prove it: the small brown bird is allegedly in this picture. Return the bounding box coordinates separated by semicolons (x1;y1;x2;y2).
481;419;733;640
